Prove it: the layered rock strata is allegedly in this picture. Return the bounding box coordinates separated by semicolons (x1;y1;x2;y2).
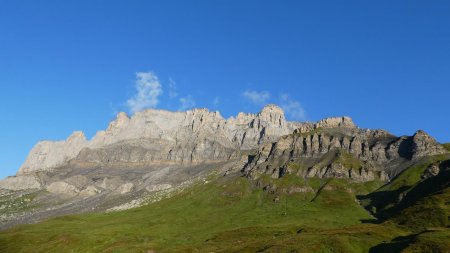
19;105;301;174
243;124;446;182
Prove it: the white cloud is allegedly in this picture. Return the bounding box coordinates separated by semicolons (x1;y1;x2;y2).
213;96;220;107
280;94;306;121
127;72;163;114
179;95;196;111
242;90;271;105
168;78;178;99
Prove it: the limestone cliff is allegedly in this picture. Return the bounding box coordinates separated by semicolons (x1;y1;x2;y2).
18;105;301;174
9;105;449;186
19;131;88;174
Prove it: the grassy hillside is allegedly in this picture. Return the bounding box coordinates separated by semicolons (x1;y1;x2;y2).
1;158;449;252
370;228;450;253
444;143;450;152
360;154;450;220
359;156;450;252
0;174;405;253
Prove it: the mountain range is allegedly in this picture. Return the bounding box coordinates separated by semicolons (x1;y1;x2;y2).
0;105;449;252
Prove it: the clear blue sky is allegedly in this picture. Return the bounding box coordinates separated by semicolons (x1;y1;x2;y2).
1;1;449;178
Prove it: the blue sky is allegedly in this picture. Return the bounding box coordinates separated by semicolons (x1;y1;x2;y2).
0;1;449;178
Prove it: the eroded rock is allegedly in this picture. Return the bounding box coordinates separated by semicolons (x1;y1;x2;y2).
46;181;80;197
146;184;172;192
0;175;41;190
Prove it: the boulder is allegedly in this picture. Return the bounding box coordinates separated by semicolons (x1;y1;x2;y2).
146;184;172;192
115;183;135;194
79;185;101;197
46;181;79;196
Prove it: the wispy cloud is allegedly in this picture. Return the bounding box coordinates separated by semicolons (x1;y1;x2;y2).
242;90;271;105
168;78;178;99
179;95;196;111
280;94;306;121
127;72;163;114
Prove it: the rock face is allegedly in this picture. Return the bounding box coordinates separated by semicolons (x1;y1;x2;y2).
46;182;80;197
411;130;447;159
2;104;448;193
146;184;172;192
0;175;41;190
19;131;88;174
18;105;300;174
421;164;441;179
243;124;447;182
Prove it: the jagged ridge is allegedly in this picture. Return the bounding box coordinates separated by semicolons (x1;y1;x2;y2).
18;104;301;175
243;123;446;182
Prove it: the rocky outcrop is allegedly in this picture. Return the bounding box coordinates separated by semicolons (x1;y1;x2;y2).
0;175;41;190
79;186;102;197
305;154;389;182
411;130;447;159
146;184;172;192
421;164;441;179
421;160;450;180
46;181;80;197
19;131;88;174
3;105;448;193
46;176;101;197
115;183;134;194
99;177;123;191
17;105;301;175
314;116;355;129
293;116;355;133
243;123;445;182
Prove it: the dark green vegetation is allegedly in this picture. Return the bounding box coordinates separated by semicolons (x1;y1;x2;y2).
361;154;450;225
444;143;450;152
1;157;449;252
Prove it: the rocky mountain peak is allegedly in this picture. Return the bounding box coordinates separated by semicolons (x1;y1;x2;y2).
258;104;285;116
66;131;87;143
413;129;431;138
186;108;224;122
233;112;255;125
103;112;130;135
411;129;447;159
257;104;286;127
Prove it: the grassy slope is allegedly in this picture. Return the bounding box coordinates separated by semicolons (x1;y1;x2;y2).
360;154;450;218
0;175;404;253
382;154;449;192
443;143;450;152
2;153;449;253
0;191;42;221
369;229;450;253
361;155;450;252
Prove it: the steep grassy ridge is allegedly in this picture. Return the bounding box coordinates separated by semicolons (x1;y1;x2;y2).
360;154;450;219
